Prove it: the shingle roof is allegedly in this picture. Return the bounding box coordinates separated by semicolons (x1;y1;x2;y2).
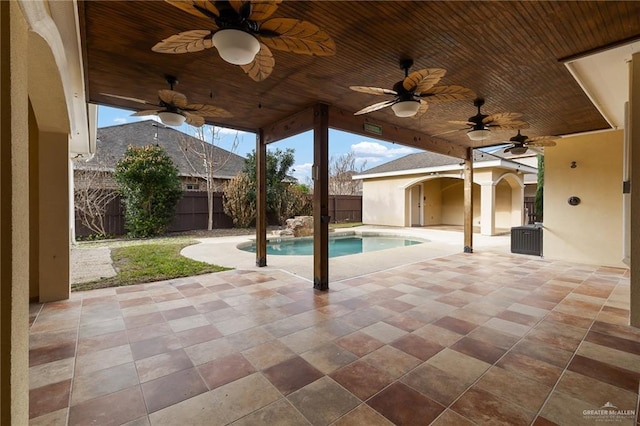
75;121;246;179
357;149;525;176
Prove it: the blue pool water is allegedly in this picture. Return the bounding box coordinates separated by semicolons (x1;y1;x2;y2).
239;235;424;258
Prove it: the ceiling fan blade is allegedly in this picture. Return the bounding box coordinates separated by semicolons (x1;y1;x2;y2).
229;0;282;21
131;109;162;117
483;112;522;125
184;103;233;118
165;1;220;20
183;111;205;127
349;86;397;96
101;93;157;106
412;100;429;118
353;100;396;115
419;85;476;102
158;90;188;108
259;18;336;56
152;30;214;54
404;68;446;92
527;135;556;143
447;120;474;126
527;140;557;147
240;42;274;81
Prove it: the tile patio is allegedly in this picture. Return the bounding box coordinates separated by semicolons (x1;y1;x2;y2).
29;251;638;425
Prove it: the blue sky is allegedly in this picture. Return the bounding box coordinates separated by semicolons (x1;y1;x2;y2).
97;105;418;183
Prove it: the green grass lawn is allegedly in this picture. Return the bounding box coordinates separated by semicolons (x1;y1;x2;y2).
72;223;364;292
330;222;363;229
72;239;230;291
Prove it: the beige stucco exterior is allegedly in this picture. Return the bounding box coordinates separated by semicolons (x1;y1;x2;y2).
543;130;626;268
361;165;527;235
1;0;90;422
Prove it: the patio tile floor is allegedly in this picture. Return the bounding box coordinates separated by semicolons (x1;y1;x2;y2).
29;251;638;425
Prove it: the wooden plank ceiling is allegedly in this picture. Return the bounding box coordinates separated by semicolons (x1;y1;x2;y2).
79;1;640;152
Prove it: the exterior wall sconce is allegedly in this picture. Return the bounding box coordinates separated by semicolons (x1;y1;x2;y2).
570;161;577;168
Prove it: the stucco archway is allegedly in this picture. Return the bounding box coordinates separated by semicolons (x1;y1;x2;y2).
401;176;481;229
492;172;525;233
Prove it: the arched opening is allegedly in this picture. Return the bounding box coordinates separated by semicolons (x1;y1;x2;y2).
403;176;481;229
26;24;73;302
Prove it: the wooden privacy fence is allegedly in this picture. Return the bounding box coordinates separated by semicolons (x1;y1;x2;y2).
524;196;536;224
328;195;362;223
75;192;233;238
75;192;363;237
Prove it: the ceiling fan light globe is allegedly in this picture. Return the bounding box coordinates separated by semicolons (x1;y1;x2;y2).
391;100;420;117
213;29;260;65
467;128;491;141
158;111;186;126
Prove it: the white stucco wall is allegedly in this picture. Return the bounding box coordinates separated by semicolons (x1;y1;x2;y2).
362;173;487;227
362;176;408;226
543;130;625;267
361;166;525;230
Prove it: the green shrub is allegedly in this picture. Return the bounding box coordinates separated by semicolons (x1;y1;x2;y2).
114;145;182;237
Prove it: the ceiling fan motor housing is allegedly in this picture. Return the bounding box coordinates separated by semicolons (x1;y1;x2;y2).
510;146;528;155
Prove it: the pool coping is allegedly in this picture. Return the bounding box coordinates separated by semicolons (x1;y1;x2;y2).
236;230;431;248
235;230;430;259
181;226;511;283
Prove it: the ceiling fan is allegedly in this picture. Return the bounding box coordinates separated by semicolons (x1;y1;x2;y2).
446;98;529;141
101;76;232;127
349;59;476;118
152;0;336;82
503;130;557;155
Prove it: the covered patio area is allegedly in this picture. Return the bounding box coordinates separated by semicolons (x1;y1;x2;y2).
30;251;635;425
6;1;640;423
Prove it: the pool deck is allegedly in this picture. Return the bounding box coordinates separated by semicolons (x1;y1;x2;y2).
181;226;513;283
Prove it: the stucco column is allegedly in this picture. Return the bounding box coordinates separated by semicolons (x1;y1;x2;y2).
480;183;496;236
630;53;640;327
463;148;473;252
34;131;70;302
0;1;30;423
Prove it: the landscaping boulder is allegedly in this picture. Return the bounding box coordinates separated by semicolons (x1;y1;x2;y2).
285;216;314;237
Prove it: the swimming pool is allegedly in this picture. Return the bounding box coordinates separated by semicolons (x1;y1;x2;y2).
238;233;425;258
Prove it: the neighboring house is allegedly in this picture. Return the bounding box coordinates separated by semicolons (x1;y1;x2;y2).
353;150;537;235
73;121;246;191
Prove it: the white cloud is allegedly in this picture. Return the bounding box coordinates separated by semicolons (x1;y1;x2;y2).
292;162;313;183
113;117;128;124
350;141;416;165
351;141;416;158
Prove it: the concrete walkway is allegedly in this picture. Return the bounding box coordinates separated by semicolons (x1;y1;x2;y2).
181;226;512;283
70;246;117;284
